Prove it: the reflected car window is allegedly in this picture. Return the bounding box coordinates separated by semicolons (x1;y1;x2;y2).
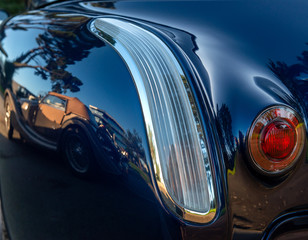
42;95;66;110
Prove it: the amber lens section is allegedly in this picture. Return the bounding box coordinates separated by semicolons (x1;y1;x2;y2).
248;107;305;174
261;121;296;160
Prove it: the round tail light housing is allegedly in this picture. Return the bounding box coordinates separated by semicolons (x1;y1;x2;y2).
248;106;305;175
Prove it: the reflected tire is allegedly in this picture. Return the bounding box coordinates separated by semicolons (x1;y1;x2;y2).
4;97;13;140
0;199;9;240
63;127;95;178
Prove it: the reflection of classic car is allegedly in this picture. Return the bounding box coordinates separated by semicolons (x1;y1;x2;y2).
0;0;308;240
5;89;128;177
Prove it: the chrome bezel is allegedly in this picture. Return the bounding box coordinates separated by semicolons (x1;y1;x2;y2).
90;17;216;223
248;105;306;176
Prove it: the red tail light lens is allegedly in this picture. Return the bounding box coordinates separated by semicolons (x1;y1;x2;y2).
261;121;296;160
248;107;305;175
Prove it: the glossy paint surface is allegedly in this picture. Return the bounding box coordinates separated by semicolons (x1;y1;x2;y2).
262;210;308;240
0;0;307;239
27;0;62;9
0;10;181;240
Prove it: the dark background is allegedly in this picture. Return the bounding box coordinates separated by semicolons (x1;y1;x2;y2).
0;0;25;15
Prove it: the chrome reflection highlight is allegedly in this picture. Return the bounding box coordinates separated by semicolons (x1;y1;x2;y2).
91;18;215;222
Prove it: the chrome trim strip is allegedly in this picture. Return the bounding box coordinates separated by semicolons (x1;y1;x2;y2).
90;17;216;223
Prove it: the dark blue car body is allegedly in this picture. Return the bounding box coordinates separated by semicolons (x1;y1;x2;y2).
0;0;308;239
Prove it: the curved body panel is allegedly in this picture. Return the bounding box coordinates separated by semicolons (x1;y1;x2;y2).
0;0;307;239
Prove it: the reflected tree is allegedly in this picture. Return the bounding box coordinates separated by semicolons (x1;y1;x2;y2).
1;12;105;94
216;103;236;170
87;2;116;9
268;43;308;112
124;129;145;166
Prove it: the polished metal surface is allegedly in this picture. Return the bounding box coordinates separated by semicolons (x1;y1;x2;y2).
91;17;216;223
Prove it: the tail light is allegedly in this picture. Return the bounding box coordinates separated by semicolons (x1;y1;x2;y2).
248;106;305;175
91;18;216;223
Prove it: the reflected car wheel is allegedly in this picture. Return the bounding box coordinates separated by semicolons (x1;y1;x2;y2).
4;98;13;140
0;199;9;240
63;127;94;178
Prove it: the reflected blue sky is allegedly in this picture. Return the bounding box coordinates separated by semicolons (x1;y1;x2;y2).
12;44;147;144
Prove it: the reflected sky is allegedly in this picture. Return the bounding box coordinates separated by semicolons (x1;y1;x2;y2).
2;28;41;60
1;11;148;147
12;45;147;144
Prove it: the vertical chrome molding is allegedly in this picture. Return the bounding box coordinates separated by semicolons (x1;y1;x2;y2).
90;18;216;223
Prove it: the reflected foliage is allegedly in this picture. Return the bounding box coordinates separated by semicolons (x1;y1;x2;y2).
1;12;105;94
216;103;236;170
0;0;25;15
124;129;146;163
88;2;116;9
0;8;148;178
83;2;116;9
269;43;308;113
